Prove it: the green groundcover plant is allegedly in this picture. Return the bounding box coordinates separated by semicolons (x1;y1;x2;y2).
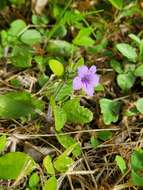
1;0;143;189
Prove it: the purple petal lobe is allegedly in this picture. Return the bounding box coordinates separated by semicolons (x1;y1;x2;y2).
89;65;96;74
82;83;94;96
89;74;100;86
73;76;82;90
78;66;88;77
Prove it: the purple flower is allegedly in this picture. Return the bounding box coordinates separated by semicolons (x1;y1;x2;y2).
73;65;99;96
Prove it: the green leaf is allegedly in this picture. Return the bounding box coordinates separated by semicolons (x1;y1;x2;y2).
63;99;93;124
56;133;81;156
0;92;43;119
98;131;112;141
95;84;104;92
131;149;143;171
8;19;26;36
55;81;72;101
47;40;75;57
0;152;35;180
34;56;45;72
73;28;94;47
48;59;64;76
139;40;143;62
115;155;126;174
108;0;123;9
135;98;143;113
1;30;8;46
124;107;139;116
131;149;143;186
0;135;7;153
116;43;137;62
117;72;135;91
53;144;76;172
110;60;123;74
54;106;67;131
29;172;39;188
43;155;55;175
20;29;42;45
11;46;32;68
43;176;57;190
100;98;121;125
131;170;143;186
9;0;25;5
134;64;143;77
53;24;67;38
129;33;141;46
90;136;100;149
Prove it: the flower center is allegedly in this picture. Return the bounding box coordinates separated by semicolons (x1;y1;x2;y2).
81;75;90;85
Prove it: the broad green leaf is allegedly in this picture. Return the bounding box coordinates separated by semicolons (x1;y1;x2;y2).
43;155;55;175
131;170;143;186
63;99;93;124
134;64;143;77
43;176;57;190
54;155;74;172
8;19;26;36
20;29;42;45
53;24;67;38
116;43;137;62
0;135;7;153
1;30;8;46
47;40;75;57
110;60;123;74
54;106;67;131
117;72;135;91
98;131;112;141
0;152;35;179
48;59;64;76
131;149;143;171
135;98;143;113
100;98;121;125
73;28;94;47
29;172;39;188
56;133;81;156
131;149;143;186
32;14;49;25
11;46;32;68
129;34;141;45
108;0;123;9
115;155;126;174
53;144;77;172
0;92;43;119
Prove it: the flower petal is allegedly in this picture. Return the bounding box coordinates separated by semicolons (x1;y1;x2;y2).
89;74;100;86
89;65;96;74
78;66;88;78
82;83;94;96
73;76;82;90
